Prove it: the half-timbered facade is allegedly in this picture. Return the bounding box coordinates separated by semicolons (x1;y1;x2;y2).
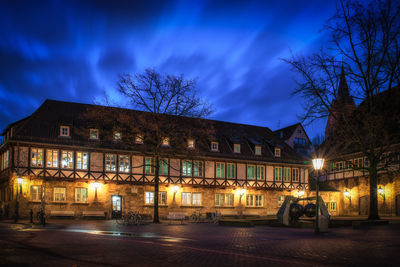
0;100;309;219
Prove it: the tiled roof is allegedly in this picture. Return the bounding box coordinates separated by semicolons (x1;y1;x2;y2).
274;123;301;140
3;99;305;164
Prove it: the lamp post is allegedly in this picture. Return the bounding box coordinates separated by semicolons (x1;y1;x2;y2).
344;189;351;205
312;158;324;234
378;186;385;202
15;178;24;223
239;188;246;204
92;182;101;200
172;185;179;203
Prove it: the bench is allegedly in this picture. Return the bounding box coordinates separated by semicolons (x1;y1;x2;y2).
166;212;186;224
50;210;75;217
82;211;106;219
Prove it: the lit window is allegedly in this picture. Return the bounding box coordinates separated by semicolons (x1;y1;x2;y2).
247;165;255;180
182;160;192;176
159;159;168;175
90;129;99;140
31;148;44;167
61;151;74;169
255;145;262;155
1;150;10;170
292;168;299;182
274;148;281;157
54;187;66;202
283;167;291;182
192;193;202;205
275;167;282;181
105;154;116;171
246;194;254;206
216;162;225;178
234;144;240;153
76;152;88;170
255;195;263;207
119;155;130;172
257;166;265;180
211;142;219;151
31;185;43;201
226;163;235;179
182;192;191;205
75;188;87;202
188;139;195;149
136;134;144;144
162;137;170;146
60;126;70;137
46;149;58;168
215;193;234;207
145;157;155;174
114;132;121;141
193;161;203;177
145;192;167;205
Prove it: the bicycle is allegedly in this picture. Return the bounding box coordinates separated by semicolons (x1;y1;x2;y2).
116;211;143;226
190;209;204;223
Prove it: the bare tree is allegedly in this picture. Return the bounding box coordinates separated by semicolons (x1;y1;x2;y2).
284;0;400;220
86;69;213;223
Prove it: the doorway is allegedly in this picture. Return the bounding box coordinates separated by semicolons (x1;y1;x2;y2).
359;196;369;216
111;195;122;219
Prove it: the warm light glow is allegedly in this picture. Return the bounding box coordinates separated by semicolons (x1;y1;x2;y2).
172;185;179;193
344;189;351;198
17;178;24;184
378;186;384;195
239;188;246;196
91;182;101;189
298;190;305;197
312;158;325;170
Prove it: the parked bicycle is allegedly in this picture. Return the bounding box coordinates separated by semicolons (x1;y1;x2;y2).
116;211;143;226
190;209;204;223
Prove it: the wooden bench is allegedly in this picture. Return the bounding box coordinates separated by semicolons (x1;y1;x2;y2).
50;210;75;217
82;211;106;219
166;212;186;224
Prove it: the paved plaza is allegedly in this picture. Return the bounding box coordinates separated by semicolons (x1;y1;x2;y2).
1;219;400;266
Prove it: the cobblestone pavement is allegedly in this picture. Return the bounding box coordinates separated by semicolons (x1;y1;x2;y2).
1;219;400;266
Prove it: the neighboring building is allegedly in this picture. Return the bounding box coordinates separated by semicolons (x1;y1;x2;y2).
316;74;400;217
274;123;311;157
0;100;309;219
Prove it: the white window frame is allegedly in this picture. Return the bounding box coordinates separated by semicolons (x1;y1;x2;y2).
255;145;262;155
31;185;43;201
159;159;168;175
188;139;195;149
53;187;66;202
274;148;281;157
234;143;241;153
192;193;202;206
211;142;219;152
257;165;265;180
182;160;192;176
193;161;203;177
216;162;225;178
283;167;291;182
105;154;117;172
61;151;74;169
76;151;88;170
181;192;191;205
89;129;99;140
31;148;44;167
255;195;263;207
75;187;87;203
119;155;130;173
60;126;70;137
292;168;300;182
247;165;255;180
145;157;155;174
246;194;254;206
46;149;58;168
275;167;282;182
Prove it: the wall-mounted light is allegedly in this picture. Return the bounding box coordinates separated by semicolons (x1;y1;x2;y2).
344;189;351;204
17;177;24;194
378;186;385;202
91;182;101;199
298;190;305;198
172;185;179;195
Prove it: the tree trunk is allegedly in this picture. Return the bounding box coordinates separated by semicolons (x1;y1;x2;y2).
368;166;380;220
153;155;160;223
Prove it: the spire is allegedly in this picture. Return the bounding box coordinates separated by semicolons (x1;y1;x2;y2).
337;65;354;105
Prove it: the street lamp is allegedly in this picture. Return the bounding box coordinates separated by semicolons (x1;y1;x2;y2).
344;189;351;204
378;186;385;202
312;158;324;234
172;185;179;202
298;190;305;198
239;188;246;203
15;178;24;223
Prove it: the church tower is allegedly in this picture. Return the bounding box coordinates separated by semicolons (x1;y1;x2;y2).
325;66;355;138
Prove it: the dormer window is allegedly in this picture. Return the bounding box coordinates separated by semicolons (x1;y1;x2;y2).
211;142;219;152
188;139;195;149
275;148;281;157
60;126;70;137
135;134;144;144
255;145;262;155
234;143;241;153
162;137;170;146
114;132;121;141
89;129;99;140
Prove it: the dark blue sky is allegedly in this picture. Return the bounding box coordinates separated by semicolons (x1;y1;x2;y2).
0;0;336;140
